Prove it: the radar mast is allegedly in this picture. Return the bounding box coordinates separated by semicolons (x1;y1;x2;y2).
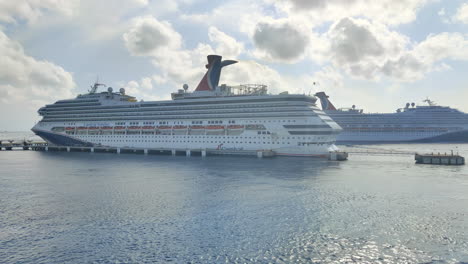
423;98;436;106
89;77;106;94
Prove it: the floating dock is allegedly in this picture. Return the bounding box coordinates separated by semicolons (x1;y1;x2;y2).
415;153;465;165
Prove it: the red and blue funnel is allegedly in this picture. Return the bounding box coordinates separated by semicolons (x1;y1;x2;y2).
315;92;337;111
195;55;237;92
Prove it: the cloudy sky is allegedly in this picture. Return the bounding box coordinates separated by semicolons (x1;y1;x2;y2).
1;0;467;130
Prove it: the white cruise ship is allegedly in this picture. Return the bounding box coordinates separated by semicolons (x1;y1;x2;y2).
31;55;342;157
315;92;468;144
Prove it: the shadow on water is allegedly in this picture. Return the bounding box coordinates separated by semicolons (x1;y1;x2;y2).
34;151;340;181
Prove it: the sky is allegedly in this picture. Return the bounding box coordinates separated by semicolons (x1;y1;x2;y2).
0;0;467;131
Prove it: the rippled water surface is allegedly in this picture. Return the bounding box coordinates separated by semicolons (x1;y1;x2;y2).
1;142;468;263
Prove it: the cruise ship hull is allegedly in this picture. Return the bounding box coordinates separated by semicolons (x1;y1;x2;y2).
336;129;468;144
32;124;338;157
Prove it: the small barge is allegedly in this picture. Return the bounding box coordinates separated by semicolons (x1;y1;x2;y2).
415;152;465;165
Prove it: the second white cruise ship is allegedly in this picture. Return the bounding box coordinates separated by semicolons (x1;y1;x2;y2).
32;55;342;156
315;92;468;144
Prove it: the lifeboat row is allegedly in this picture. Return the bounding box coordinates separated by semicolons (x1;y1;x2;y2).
65;125;246;130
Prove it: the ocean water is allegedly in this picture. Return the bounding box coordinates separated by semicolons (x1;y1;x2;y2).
1;134;468;263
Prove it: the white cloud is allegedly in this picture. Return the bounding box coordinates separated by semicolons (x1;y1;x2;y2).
123;16;182;56
310;66;344;92
122;77;164;101
3;0;185;44
122;16;213;95
0;30;75;106
221;60;284;92
330;18;385;64
382;32;468;81
222;59;341;96
122;16;326;98
326;17;409;80
208;27;244;58
317;17;468;82
123;16;248;94
438;8;446;16
454;3;468;24
252;19;309;63
180;0;266;35
272;0;431;26
0;0;78;24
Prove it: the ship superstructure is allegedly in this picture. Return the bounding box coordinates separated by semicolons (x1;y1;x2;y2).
315;92;468;144
31;55;342;156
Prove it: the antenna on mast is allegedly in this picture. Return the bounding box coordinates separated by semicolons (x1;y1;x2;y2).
309;81;319;96
423;97;436;106
89;76;106;94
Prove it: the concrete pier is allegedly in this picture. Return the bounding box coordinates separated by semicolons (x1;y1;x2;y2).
24;145;280;158
2;140;349;161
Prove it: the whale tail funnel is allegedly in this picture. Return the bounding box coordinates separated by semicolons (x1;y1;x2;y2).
315;92;337;111
195;55;237;92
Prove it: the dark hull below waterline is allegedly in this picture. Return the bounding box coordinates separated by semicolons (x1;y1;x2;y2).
32;129;93;147
336;130;468;145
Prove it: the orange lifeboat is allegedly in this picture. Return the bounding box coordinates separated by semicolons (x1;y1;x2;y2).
206;125;225;130
142;126;155;130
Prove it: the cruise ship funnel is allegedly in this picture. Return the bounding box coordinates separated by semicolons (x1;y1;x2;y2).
195;55;237;92
315;92;337;111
